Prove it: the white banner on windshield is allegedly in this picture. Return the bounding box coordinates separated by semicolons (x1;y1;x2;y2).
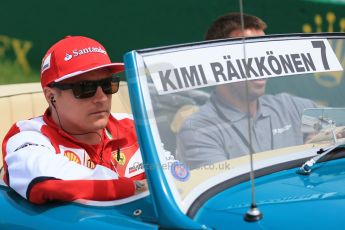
143;39;343;95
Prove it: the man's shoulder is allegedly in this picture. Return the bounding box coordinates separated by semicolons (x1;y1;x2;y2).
261;93;316;107
110;113;134;121
180;101;218;130
109;113;135;130
7;116;46;133
2;116;49;151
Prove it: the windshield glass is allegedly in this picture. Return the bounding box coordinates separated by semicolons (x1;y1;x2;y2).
130;35;345;212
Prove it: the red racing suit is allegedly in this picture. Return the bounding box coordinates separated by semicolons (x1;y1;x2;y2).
2;110;145;204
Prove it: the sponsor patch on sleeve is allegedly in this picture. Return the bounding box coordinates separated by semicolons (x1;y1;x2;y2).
14;142;41;152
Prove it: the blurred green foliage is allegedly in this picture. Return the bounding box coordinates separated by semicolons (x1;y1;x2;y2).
0;60;39;85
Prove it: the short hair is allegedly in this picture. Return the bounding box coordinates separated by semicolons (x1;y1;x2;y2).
205;12;267;40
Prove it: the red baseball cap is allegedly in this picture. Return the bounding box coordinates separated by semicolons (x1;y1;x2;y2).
40;36;124;88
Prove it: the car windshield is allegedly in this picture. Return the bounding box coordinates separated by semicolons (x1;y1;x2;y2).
126;34;345;213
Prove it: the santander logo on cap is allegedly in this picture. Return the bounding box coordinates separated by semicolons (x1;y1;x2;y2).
64;46;107;62
40;36;124;88
64;53;73;61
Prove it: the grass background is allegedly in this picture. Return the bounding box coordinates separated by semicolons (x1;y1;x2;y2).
0;60;40;85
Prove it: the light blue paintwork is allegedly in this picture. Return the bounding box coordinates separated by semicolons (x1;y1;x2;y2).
195;158;345;229
0;184;158;229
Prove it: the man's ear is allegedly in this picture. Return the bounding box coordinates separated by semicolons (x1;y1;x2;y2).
43;87;56;106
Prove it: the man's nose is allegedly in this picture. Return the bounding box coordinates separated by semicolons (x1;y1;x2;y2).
92;86;108;102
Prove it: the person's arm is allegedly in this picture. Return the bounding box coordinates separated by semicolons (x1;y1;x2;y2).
176;120;227;170
3;131;136;204
28;177;135;204
285;94;318;143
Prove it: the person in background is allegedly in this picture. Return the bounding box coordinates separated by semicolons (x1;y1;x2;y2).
176;13;316;169
2;36;146;204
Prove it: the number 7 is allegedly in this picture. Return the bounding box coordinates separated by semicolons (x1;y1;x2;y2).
311;40;330;70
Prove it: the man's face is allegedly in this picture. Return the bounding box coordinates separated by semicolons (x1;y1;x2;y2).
226;28;266;101
50;68;113;133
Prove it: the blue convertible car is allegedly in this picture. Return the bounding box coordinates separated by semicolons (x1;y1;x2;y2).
1;33;345;229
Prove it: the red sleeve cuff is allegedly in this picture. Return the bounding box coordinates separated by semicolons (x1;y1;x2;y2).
115;177;135;198
27;177;136;204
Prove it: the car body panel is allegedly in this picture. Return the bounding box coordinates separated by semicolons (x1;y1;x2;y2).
195;157;345;229
0;185;157;229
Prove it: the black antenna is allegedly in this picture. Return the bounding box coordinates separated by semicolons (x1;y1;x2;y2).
239;0;263;222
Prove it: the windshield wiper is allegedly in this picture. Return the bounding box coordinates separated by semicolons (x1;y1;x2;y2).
297;144;344;175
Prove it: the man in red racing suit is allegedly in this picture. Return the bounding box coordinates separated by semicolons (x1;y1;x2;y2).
2;36;146;204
